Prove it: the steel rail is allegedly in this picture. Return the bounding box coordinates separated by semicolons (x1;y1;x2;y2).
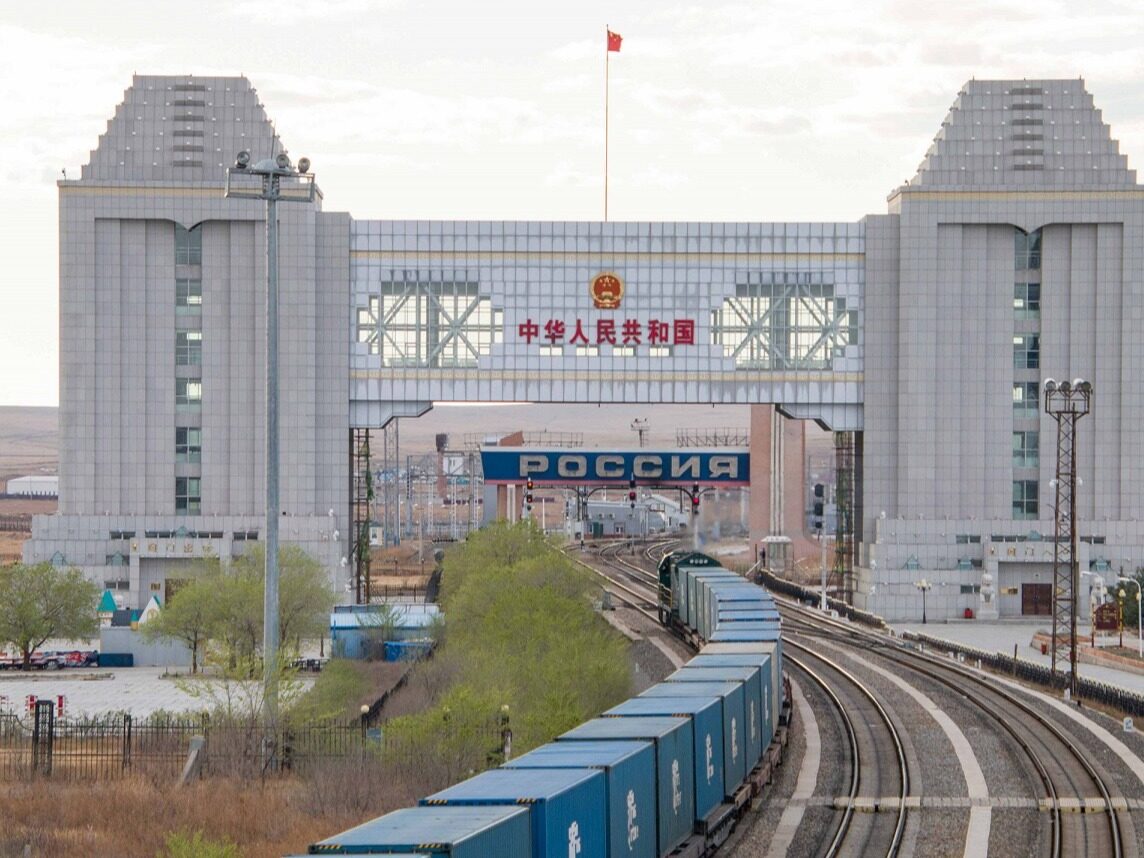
785;637;911;858
782;601;1124;858
784;613;1063;858
784;653;863;857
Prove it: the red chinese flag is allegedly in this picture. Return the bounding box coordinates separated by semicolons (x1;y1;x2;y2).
607;30;622;52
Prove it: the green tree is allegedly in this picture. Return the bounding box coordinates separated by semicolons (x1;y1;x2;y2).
0;562;99;668
145;546;336;668
141;563;221;673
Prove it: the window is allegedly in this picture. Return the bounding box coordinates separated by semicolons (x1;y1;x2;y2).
175;224;202;265
649;346;673;358
1012;430;1039;468
1012;479;1038;519
1013;335;1039;369
1015;228;1041;270
176;379;202;407
176;278;202;308
613;346;635;357
710;273;854;370
1014;281;1040;319
355;277;503;367
176;427;202;464
175;477;201;515
538;344;562;357
176;330;202;366
575;345;600;357
1013;382;1038;418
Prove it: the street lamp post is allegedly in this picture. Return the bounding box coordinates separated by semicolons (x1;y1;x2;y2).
916;578;932;624
225;150;315;746
1115;577;1143;657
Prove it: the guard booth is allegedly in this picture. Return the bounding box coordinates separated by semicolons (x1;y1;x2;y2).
760;535;792;575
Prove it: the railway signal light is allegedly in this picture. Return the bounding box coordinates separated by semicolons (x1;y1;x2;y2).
525;478;534;512
629;477;636;509
692;483;700;515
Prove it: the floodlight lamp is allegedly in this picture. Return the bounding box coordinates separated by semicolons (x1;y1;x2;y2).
1058;380;1071;394
275;152;291;170
297;157;311;173
1043;378;1056;393
235;150;251;169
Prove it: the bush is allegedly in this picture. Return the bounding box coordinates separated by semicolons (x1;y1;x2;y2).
387;522;633;780
160;830;241;858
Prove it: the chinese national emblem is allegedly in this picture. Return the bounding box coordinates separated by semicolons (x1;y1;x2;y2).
590;272;624;309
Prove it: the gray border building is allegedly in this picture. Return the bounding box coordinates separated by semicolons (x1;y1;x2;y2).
25;76;1144;621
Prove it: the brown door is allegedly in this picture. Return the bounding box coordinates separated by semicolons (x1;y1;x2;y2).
1021;582;1052;615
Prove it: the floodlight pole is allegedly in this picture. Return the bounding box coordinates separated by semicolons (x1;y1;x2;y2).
1044;378;1092;700
225;153;315;753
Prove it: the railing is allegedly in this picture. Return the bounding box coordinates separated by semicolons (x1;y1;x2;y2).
0;704;501;782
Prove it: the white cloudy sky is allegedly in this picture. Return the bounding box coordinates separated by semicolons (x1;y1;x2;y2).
3;0;1144;406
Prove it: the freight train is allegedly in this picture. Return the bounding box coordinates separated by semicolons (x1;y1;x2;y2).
301;550;787;857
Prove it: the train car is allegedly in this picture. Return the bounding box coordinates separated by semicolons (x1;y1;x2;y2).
307;805;531;856
662;665;767;763
501;741;657;858
603;695;727;824
700;641;783;724
558;716;695;856
638;681;751;790
421;768;606;858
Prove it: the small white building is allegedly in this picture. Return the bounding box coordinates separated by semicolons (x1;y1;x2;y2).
6;475;58;497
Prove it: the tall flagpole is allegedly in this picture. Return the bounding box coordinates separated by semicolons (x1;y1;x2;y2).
604;24;610;222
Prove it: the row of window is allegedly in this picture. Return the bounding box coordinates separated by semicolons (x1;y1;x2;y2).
1011;229;1042;520
176;225;202;515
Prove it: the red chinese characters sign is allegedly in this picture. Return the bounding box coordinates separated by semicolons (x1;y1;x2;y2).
517;318;696;347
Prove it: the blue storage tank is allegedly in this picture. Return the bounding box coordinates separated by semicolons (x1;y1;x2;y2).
558;716;694;856
641;678;751;783
421;768;605;858
604;695;725;819
503;740;656;858
700;641;783;736
688;653;776;756
308;805;530;856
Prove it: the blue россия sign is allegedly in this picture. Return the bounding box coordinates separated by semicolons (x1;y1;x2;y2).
480;448;749;486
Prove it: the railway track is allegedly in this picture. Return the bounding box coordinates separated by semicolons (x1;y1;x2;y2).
566;538;677;623
785;641;910;857
782;602;1131;858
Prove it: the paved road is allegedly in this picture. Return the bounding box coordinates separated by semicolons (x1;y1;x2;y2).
891;619;1144;694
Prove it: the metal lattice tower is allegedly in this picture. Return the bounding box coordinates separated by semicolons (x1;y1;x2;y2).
350;428;372;604
1045;379;1092;696
833;431;856;604
676;427;750;447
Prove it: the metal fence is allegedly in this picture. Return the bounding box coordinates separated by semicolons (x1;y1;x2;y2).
0;701;510;782
0;702;370;781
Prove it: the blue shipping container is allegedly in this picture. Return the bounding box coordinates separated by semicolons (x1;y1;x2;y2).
685;572;741;630
308;805;530;856
667;665;765;767
605;695;725;818
421;768;605;858
688;653;775;759
504;740;656;858
641;679;749;788
558;716;694;856
701;641;783;732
